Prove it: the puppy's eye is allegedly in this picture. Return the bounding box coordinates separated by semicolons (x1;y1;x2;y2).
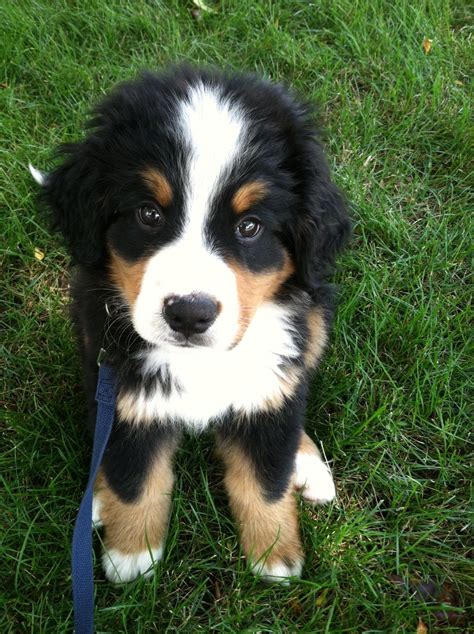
137;205;163;228
236;218;262;240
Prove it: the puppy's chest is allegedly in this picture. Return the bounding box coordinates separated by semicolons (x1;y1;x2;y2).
117;305;301;430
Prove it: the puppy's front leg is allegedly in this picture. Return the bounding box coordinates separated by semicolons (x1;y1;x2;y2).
216;413;303;583
93;423;178;583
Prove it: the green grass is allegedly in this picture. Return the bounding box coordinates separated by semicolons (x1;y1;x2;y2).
1;0;472;631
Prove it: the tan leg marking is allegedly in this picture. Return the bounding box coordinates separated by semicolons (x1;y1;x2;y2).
217;438;303;582
232;180;268;214
304;308;328;368
94;439;177;582
298;431;322;457
142;167;173;207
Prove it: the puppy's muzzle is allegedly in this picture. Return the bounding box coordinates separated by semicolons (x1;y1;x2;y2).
163;294;218;337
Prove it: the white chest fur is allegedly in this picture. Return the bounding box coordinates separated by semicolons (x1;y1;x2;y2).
117;302;301;430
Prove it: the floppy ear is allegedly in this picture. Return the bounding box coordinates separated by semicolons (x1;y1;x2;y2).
39;141;110;265
288;136;351;290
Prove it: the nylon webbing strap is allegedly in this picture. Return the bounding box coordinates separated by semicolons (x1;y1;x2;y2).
71;363;117;634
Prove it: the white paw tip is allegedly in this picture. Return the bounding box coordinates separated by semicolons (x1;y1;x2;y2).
295;452;336;504
252;558;303;584
102;546;163;583
28;163;47;185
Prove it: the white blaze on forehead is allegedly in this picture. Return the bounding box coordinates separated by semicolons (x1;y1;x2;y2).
130;83;247;349
179;82;246;242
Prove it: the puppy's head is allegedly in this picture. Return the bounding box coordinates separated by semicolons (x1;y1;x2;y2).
40;67;349;350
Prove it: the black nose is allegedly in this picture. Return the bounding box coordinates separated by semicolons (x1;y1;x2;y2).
163;294;218;337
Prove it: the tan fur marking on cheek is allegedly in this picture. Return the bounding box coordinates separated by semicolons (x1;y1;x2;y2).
232;181;268;214
229;253;295;343
304;308;328;368
94;440;177;554
217;441;302;569
142;168;173;207
109;251;147;308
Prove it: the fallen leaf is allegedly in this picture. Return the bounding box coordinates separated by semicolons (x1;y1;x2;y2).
389;575;464;626
416;619;428;634
34;247;45;261
414;580;438;602
422;38;432;54
433;608;462;625
389;575;438;602
316;587;329;607
434;582;462;624
288;597;303;615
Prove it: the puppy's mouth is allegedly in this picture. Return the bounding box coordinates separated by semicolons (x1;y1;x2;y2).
166;332;213;349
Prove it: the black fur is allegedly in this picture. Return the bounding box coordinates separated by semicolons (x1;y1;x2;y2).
102;422;175;503
41;66;349;511
43;66;349;282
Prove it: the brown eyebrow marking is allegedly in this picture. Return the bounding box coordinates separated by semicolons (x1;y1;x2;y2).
232;180;268;215
142;168;173;207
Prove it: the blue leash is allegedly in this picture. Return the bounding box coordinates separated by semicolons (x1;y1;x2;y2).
71;356;117;634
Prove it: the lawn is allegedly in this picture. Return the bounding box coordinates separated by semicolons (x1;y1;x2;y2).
1;1;472;632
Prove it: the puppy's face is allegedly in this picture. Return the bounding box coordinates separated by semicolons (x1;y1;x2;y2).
42;69;350;350
106;85;296;349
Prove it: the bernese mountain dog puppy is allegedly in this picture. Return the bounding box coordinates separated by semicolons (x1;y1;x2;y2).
32;66;350;584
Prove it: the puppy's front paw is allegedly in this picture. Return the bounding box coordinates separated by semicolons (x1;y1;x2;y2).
294;451;336;504
102;546;163;583
251;557;303;585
